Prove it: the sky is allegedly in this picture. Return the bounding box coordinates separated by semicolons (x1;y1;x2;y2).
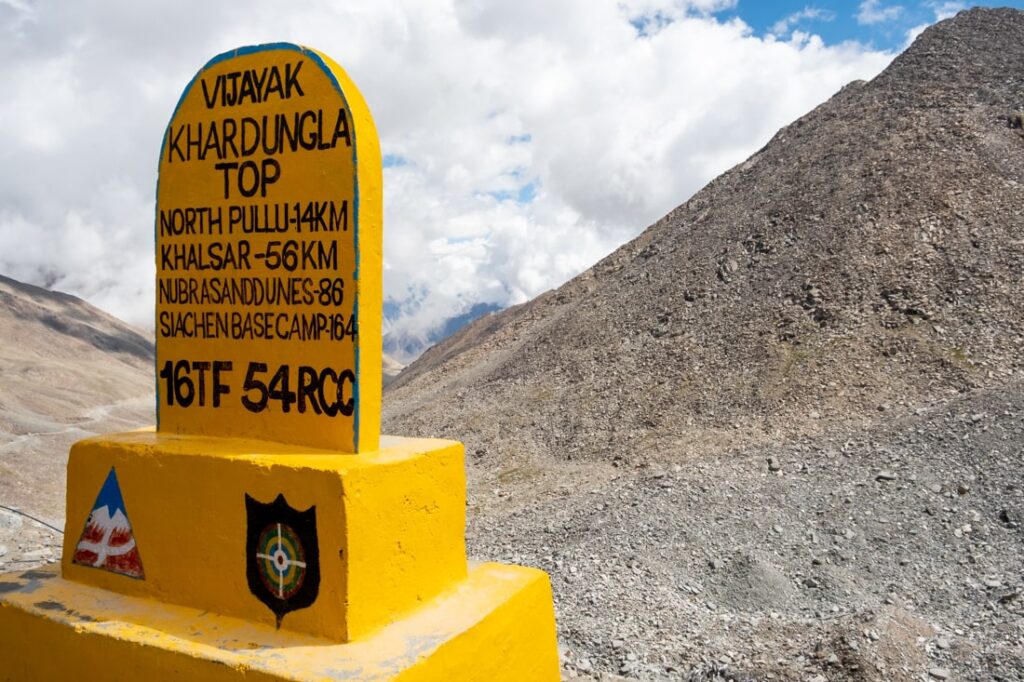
1;0;1020;354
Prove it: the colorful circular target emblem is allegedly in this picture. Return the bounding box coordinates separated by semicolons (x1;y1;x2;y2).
255;522;307;599
245;492;320;624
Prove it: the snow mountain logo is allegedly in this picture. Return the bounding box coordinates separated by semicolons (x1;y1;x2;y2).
72;467;145;579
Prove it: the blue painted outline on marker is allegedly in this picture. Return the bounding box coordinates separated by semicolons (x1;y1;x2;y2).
154;42;364;452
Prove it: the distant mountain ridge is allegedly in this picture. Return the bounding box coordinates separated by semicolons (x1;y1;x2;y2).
383;301;501;363
0;273;154;436
383;8;1024;463
0;273;155;521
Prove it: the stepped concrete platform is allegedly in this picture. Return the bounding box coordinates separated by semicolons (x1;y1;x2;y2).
0;561;558;681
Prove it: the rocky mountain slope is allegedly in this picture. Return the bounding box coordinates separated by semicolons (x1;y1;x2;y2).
0;274;154;567
0;274;153;436
386;14;1024;677
384;9;1024;470
382;352;406;387
480;377;1023;681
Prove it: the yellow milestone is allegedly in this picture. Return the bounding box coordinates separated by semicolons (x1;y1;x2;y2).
157;44;382;453
0;43;559;681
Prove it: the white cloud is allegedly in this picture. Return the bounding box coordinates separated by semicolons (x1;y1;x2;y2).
931;1;965;21
770;7;834;38
617;0;738;19
0;0;35;36
0;0;893;347
904;23;930;45
616;0;738;37
856;0;903;25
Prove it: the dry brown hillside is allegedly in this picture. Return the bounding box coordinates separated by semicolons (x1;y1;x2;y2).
0;275;153;430
384;8;1024;465
0;274;153;532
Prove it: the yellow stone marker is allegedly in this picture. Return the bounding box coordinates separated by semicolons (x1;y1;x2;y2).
156;43;382;453
0;42;560;680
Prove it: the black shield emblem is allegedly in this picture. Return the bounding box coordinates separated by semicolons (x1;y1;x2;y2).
245;493;320;627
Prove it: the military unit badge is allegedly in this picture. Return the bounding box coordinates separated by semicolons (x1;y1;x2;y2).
245;493;320;627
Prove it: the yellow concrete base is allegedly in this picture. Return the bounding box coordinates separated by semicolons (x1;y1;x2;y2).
63;431;468;641
0;561;559;681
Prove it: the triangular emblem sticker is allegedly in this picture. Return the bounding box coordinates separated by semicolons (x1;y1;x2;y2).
72;467;145;579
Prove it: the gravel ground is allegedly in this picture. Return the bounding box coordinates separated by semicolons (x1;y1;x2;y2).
468;379;1024;681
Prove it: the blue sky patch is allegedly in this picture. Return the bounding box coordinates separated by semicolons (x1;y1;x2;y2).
732;1;1024;51
485;180;539;204
630;11;677;37
624;2;1024;51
